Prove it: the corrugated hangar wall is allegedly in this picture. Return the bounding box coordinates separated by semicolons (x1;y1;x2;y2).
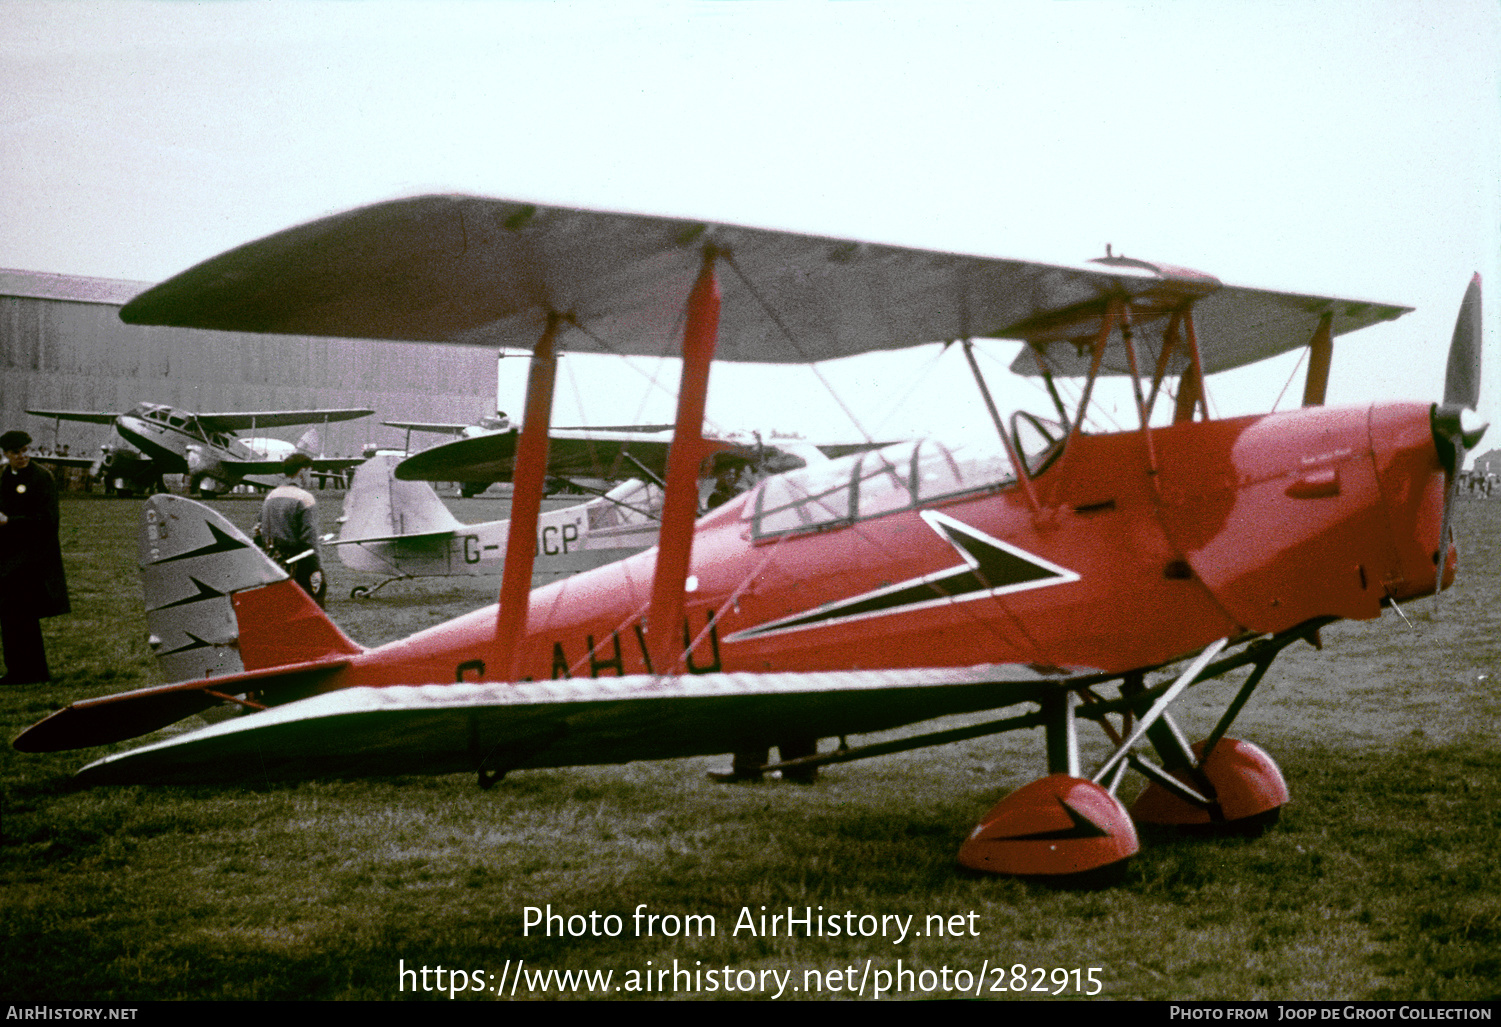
1;269;498;456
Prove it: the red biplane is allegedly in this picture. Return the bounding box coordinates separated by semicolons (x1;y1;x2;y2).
14;195;1486;880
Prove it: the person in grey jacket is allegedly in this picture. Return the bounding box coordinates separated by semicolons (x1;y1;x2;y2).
257;452;326;606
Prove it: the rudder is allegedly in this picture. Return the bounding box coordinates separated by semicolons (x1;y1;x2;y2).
140;495;360;678
337;454;463;572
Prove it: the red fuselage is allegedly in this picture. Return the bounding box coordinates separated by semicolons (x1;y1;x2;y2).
328;402;1446;690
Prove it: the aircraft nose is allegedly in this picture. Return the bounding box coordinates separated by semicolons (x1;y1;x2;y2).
1368;403;1451;600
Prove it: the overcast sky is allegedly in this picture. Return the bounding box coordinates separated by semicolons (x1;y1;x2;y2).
3;1;1497;450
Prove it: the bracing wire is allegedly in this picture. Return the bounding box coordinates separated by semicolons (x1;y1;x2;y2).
722;253;876;445
564;314;734;439
1270;346;1310;413
969;341;1077;426
868;343;952;436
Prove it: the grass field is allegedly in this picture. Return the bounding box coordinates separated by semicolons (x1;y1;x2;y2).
2;491;1498;1001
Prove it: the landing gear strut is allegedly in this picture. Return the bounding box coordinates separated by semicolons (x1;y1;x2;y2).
349;575;409;600
957;624;1318;880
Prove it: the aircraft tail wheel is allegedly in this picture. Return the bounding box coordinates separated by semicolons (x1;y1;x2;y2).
1131;738;1288;832
958;774;1138;882
350;586;370;600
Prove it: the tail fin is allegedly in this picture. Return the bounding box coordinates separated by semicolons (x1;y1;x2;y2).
294;425;321;455
12;495;360;753
141;495;360;677
336;454;462;571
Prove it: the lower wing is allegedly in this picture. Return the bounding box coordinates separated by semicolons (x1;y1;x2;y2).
68;663;1094;785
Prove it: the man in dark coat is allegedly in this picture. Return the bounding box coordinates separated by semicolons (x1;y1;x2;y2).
0;430;70;684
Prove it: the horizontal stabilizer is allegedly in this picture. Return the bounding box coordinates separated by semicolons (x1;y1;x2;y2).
330;530;458;547
71;663;1099;785
13;657;352;753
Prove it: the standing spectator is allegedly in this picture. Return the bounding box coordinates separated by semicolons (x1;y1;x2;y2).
257;452;327;606
0;430;69;684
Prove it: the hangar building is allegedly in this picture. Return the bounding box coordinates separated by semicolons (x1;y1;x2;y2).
1;268;498;458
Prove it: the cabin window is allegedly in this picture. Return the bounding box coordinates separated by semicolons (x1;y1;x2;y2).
854;443;917;519
751;429;1039;540
915;439;1012;503
755;459;854;535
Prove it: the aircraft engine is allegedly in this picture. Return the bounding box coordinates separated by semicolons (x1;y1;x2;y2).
185;445;227;495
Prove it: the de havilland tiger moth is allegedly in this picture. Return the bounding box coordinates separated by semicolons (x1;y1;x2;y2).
13;194;1487;880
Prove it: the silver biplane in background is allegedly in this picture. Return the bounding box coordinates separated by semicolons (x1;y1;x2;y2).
332;454;663;597
28;402;372;495
395;420;702;497
337;427;849;595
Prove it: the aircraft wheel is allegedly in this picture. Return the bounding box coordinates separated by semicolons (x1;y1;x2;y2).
350;586;371;600
958;774;1138;883
1130;738;1288;832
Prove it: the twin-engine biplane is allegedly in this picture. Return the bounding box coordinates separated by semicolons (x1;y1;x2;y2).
14;194;1486;881
27;402;372;495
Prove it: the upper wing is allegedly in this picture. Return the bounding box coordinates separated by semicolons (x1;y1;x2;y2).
812;441;899;460
69;663;1094;786
381;420;674;438
555;423;677;433
395;428;747;482
117;193;1411;368
394;431;515;481
1007;265;1415;378
382;420;471;435
26;409;122;425
196;409;373;432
